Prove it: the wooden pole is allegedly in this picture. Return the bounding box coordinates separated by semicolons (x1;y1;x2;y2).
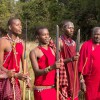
12;77;16;100
22;59;27;100
22;19;27;100
28;89;31;100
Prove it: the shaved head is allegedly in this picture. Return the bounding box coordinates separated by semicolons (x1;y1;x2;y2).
8;17;20;26
92;27;100;35
61;20;74;29
92;27;100;44
60;20;75;37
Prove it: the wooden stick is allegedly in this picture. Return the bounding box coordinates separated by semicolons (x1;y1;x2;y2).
22;19;27;100
12;78;16;100
28;89;31;100
56;69;59;100
22;59;26;100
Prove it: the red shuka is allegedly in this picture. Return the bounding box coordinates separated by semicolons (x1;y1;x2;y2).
78;39;100;100
34;46;56;100
0;37;23;100
59;34;79;100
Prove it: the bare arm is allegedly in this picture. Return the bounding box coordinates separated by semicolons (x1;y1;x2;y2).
29;48;59;77
63;55;79;63
0;39;9;72
29;49;46;76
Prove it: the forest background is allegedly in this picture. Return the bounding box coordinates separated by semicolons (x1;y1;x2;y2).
0;0;100;41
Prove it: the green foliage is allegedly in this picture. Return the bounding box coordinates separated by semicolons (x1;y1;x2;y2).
0;0;11;29
0;0;22;29
20;0;51;40
0;0;100;41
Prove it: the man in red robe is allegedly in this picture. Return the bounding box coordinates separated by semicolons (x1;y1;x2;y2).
59;20;79;100
78;27;100;100
30;26;63;100
0;17;29;100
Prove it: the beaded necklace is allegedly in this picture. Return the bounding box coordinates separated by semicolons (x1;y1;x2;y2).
7;34;19;68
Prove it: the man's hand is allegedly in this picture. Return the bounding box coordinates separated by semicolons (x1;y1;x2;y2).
53;58;64;69
15;73;27;81
72;53;79;61
26;76;32;89
81;82;86;92
7;70;15;78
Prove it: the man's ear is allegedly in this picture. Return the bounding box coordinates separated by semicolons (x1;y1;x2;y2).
62;27;64;32
8;25;11;30
36;35;39;39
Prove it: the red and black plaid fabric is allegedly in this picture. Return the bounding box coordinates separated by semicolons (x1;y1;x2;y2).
59;62;68;86
0;78;21;100
59;58;69;100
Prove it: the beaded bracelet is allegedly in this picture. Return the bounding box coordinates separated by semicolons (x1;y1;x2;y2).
44;66;51;73
70;58;73;62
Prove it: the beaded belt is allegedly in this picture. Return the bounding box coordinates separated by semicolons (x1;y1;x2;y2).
34;85;55;92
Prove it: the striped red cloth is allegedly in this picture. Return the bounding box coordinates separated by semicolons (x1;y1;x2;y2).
0;36;23;100
0;78;21;100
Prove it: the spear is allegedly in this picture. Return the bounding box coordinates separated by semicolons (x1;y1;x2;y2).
76;29;80;53
72;29;80;100
56;25;60;100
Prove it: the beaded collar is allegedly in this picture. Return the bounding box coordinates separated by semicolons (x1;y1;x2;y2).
7;34;22;43
64;39;75;46
61;35;75;46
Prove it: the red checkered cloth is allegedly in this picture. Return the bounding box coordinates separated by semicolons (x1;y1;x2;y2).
59;62;69;99
0;78;21;100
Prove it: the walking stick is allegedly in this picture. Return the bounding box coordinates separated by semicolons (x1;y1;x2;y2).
28;88;31;100
22;60;26;100
56;25;60;100
72;29;80;100
22;19;27;100
12;77;16;100
22;19;31;100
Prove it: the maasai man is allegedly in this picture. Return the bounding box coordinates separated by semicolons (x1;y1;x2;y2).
59;20;79;100
29;26;63;100
78;27;100;100
0;17;29;100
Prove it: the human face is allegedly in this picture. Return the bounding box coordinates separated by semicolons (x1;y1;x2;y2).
93;29;100;44
38;28;50;45
9;19;22;35
63;22;74;37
